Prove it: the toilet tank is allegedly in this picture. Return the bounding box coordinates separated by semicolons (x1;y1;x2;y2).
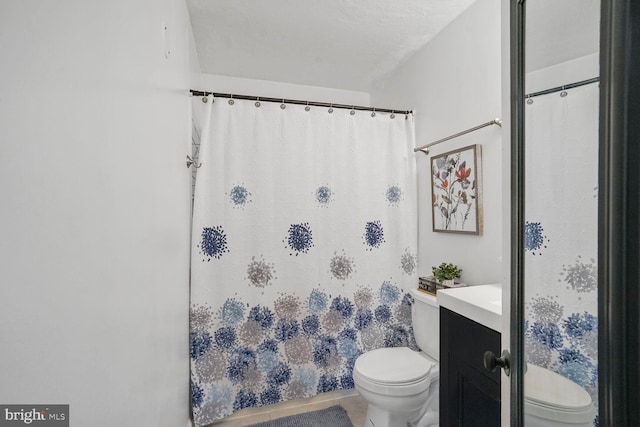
410;288;439;361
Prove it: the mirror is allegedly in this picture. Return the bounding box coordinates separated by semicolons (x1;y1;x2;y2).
523;0;600;425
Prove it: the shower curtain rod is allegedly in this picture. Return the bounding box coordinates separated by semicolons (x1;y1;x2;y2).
413;118;502;155
189;90;413;116
526;77;599;99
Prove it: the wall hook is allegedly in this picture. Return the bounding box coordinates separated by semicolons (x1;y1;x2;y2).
186;155;202;169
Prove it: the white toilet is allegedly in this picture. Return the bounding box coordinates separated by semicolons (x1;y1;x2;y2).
353;288;440;427
353;288;595;427
524;364;595;426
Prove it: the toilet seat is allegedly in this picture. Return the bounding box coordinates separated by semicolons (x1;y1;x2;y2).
524;364;594;424
353;347;437;397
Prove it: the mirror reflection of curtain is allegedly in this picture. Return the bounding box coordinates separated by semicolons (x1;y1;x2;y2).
524;83;599;424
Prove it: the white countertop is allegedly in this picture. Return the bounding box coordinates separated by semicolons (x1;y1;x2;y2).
437;283;502;332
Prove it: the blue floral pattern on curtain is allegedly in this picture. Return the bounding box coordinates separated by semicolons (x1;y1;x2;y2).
190;97;417;426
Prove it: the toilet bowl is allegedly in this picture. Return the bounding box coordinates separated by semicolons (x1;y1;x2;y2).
353;347;438;427
524;364;595;426
353;289;440;427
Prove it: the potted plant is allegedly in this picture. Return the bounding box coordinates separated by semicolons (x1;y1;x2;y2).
431;262;462;287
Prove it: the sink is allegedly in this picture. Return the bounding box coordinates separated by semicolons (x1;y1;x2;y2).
437;284;502;332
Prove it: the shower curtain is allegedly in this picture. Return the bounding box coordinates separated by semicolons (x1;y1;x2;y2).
524;83;599;422
190;96;418;425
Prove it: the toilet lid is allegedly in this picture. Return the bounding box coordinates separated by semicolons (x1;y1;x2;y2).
525;364;592;411
354;347;434;385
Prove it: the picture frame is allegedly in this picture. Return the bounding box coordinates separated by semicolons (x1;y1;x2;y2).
430;144;483;234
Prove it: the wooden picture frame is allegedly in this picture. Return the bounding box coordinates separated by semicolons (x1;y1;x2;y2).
430;144;483;234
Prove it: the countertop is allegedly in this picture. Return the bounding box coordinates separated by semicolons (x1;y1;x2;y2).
437;283;502;332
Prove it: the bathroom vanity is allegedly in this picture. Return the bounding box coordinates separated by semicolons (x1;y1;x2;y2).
437;284;502;427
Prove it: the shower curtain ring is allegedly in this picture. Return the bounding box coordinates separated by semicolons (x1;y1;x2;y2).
280;99;286;109
560;86;568;97
350;106;355;115
371;108;376;117
305;101;310;112
255;97;261;108
390;110;396;119
228;94;235;105
328;103;334;114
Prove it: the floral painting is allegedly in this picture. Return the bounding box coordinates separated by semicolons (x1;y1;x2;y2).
430;144;482;234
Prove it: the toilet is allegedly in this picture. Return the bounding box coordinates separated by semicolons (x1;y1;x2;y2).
353;288;595;427
353;288;440;427
524;364;595;426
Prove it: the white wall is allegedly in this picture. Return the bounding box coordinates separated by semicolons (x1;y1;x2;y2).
0;1;195;426
527;52;599;93
371;0;503;285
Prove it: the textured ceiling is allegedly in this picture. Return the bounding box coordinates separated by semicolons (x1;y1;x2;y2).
187;0;477;92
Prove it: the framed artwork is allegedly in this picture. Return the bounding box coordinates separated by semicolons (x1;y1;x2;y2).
430;144;483;234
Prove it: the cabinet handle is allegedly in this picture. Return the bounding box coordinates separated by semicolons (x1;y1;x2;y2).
483;350;511;376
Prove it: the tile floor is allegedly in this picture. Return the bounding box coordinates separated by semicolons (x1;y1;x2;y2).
209;390;368;427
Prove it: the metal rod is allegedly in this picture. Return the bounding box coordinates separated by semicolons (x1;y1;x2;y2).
525;77;599;99
189;90;412;115
413;118;502;154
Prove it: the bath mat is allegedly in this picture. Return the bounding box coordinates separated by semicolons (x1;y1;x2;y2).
246;405;353;427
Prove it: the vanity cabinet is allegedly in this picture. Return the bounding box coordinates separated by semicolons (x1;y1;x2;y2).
440;307;501;427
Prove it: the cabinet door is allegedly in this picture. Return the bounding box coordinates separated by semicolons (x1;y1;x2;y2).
440;307;501;427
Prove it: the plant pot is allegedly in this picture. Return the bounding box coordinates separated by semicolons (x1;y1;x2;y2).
442;279;455;287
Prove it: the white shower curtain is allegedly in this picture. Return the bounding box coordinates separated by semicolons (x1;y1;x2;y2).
190;97;418;425
524;83;599;422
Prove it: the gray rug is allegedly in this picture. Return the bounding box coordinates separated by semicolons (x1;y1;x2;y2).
246;405;353;427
